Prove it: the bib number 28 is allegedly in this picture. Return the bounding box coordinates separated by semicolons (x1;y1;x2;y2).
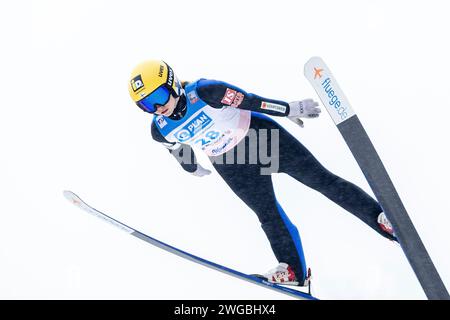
195;130;221;146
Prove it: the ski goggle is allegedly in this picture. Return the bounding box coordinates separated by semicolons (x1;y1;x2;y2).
136;85;171;113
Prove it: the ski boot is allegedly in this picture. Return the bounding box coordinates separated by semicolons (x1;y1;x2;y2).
378;212;396;237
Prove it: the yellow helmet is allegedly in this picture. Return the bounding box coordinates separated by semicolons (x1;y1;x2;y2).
128;60;182;113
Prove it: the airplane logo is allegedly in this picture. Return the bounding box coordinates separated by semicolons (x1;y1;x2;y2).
314;67;323;79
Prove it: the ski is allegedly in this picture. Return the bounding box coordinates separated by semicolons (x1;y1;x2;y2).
304;57;449;300
63;190;317;300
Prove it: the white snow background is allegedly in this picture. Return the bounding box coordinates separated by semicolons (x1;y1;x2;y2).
1;0;449;299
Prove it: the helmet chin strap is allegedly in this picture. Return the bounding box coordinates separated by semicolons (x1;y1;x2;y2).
173;76;185;98
169;93;187;120
166;76;187;119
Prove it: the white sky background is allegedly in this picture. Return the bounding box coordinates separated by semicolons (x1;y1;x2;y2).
1;0;449;299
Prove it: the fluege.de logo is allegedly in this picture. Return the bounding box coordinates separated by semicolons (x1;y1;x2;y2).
320;77;349;120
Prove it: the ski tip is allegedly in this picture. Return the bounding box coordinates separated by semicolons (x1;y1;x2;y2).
304;56;325;75
63;190;81;204
63;190;73;199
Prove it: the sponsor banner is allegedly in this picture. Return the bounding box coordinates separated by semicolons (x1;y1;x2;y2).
188;91;199;104
174;111;212;142
131;75;144;92
260;102;287;113
156;116;168;129
231;92;244;108
222;88;245;108
166;65;174;87
221;88;237;105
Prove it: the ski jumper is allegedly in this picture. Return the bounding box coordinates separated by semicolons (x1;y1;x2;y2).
151;79;395;284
